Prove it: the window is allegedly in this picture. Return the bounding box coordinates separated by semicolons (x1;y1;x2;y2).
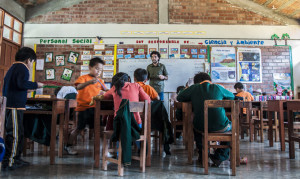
0;10;23;45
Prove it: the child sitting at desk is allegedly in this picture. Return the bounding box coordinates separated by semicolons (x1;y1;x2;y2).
65;57;107;155
234;82;254;102
2;47;44;171
134;68;159;101
103;72;151;126
177;72;235;167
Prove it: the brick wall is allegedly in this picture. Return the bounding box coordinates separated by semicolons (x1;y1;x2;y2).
180;45;290;93
169;0;283;25
219;46;290;93
28;0;158;24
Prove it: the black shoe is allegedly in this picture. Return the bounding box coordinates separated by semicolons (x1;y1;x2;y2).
209;154;222;167
2;161;24;171
16;158;30;166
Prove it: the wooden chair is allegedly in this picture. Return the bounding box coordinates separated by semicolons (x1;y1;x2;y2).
0;96;6;172
202;100;238;176
102;100;150;176
170;100;183;145
286;101;300;159
253;101;279;143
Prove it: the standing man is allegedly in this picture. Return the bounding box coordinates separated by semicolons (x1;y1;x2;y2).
147;51;168;101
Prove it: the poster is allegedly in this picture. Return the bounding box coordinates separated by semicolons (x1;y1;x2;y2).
55;55;65;66
61;68;73;81
67;51;79;64
45;52;53;63
237;48;262;83
36;59;44;70
273;73;291;90
211;47;236;83
103;71;114;78
45;69;55;80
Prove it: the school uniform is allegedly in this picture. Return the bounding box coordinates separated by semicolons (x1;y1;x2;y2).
2;62;38;168
177;80;235;162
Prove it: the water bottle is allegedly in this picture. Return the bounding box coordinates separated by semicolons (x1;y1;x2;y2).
249;85;253;95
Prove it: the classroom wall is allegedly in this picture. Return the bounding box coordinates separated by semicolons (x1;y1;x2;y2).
25;0;283;25
26;0;158;24
169;0;282;25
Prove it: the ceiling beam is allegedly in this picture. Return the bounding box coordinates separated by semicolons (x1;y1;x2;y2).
0;0;25;22
224;0;299;25
25;0;86;21
275;0;298;12
263;0;274;7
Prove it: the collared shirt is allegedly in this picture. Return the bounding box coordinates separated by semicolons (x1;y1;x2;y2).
147;63;168;93
177;81;235;132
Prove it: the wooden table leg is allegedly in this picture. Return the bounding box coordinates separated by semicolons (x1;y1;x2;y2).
58;113;64;158
236;103;240;167
268;111;273;147
64;103;70;145
146;106;151;167
278;110;285;151
50;112;57;165
94;104;101;168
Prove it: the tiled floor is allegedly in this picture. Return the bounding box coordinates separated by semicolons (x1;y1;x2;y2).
1;135;300;178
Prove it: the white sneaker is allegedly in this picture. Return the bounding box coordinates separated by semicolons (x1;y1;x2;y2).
64;146;78;155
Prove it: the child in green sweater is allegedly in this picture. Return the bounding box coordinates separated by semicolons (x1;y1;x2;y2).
177;72;235;167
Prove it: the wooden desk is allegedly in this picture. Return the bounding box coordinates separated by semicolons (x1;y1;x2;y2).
286;100;300;159
93;99;152;168
24;98;66;164
182;101;240;165
267;100;287;151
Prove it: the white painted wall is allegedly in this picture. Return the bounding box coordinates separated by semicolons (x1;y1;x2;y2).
23;24;300;97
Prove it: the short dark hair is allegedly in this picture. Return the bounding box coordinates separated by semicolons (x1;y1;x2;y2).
193;72;211;84
15;47;37;62
150;51;161;59
234;82;244;90
134;68;148;82
89;57;105;67
176;86;185;94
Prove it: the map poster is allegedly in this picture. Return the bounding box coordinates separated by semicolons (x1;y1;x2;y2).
237;48;262;83
211;47;236;83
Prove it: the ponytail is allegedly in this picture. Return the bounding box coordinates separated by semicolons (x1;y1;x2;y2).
112;72;129;98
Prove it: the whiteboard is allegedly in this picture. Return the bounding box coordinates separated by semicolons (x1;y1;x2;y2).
119;59;205;92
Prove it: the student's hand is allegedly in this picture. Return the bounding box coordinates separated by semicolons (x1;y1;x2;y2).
158;75;165;80
37;82;44;88
89;78;98;84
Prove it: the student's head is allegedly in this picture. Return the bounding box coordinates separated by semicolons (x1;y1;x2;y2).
150;51;161;65
112;72;129;97
234;82;244;93
193;72;211;84
134;68;148;82
89;57;105;77
15;47;37;68
176;86;185;94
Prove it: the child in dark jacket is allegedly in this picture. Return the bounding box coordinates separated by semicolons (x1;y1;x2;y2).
2;47;44;171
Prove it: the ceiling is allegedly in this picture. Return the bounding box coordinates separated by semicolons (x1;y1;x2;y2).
250;0;300;19
13;0;300;20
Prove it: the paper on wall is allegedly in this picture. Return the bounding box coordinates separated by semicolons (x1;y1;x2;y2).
36;59;44;70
